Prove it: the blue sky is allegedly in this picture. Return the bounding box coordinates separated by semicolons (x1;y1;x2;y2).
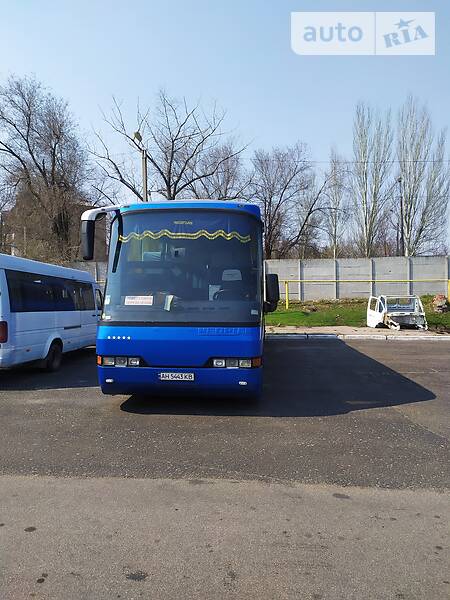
0;0;448;165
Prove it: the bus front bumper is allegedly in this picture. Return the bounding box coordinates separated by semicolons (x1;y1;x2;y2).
98;366;262;397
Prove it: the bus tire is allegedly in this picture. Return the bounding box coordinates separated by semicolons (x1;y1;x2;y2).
43;341;63;372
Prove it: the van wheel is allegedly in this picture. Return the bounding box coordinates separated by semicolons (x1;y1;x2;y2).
43;341;63;372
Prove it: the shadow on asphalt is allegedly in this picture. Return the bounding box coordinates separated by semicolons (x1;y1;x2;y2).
120;339;435;417
0;339;435;417
0;347;98;390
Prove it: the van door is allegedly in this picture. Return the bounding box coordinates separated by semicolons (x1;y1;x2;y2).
52;279;82;352
367;296;383;328
79;283;98;348
5;271;57;363
0;268;11;367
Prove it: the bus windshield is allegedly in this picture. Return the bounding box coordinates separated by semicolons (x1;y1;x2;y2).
103;209;263;325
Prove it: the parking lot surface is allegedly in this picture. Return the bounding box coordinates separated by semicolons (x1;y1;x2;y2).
0;338;449;599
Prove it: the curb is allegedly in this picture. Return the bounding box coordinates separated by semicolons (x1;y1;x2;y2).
342;335;386;340
306;334;339;339
384;335;450;341
266;334;339;340
266;333;450;341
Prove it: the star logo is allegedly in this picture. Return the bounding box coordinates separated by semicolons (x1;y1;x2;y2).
395;18;415;29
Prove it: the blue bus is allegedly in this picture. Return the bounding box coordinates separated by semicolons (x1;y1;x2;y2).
81;200;279;398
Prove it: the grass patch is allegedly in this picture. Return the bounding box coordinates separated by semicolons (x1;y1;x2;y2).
421;295;450;332
266;295;450;332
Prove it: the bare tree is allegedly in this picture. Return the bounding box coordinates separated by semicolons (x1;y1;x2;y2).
322;150;349;258
249;144;308;258
0;180;12;210
352;102;394;257
185;141;250;200
250;144;329;258
0;75;96;260
93;91;245;201
281;173;331;258
0;181;14;252
397;96;450;256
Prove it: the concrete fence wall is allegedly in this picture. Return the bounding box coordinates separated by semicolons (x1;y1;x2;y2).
70;256;450;301
265;256;450;301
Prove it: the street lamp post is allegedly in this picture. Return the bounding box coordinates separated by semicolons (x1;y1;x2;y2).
141;149;148;203
133;131;149;202
398;176;404;256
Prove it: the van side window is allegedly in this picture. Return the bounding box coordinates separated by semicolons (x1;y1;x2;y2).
79;283;95;311
95;289;103;310
5;270;24;311
5;270;95;313
52;280;78;311
6;270;54;312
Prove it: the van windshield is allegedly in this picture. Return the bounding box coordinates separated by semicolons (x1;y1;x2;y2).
103;209;263;325
386;297;417;312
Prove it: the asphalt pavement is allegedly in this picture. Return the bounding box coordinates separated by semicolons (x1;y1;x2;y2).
0;338;449;599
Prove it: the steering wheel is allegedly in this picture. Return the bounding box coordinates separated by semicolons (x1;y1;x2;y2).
213;289;249;301
213;289;228;301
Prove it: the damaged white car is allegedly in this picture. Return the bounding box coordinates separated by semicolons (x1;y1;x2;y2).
367;295;428;331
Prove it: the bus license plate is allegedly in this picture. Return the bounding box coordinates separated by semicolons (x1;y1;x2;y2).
159;372;195;381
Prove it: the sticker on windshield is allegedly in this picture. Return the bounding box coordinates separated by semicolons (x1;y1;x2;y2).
124;295;154;306
164;295;175;311
209;285;221;300
104;295;111;305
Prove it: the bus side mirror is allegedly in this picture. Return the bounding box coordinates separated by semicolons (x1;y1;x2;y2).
81;220;95;261
264;273;280;313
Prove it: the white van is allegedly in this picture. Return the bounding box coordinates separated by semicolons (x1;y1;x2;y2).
0;254;102;371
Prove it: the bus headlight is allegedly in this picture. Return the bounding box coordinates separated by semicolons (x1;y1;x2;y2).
226;358;239;368
211;358;260;368
239;359;252;368
98;356;143;367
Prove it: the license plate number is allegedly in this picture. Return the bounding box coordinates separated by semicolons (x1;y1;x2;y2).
158;372;195;381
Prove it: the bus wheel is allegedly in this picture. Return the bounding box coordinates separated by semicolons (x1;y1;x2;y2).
43;341;63;372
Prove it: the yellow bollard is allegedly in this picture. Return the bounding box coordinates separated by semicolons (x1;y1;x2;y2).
285;281;289;310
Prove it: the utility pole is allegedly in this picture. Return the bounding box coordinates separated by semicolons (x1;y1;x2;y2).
398;176;405;257
133;131;149;202
141;148;148;202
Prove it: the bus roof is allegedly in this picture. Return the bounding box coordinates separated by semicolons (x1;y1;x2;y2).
0;253;95;282
118;200;262;220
